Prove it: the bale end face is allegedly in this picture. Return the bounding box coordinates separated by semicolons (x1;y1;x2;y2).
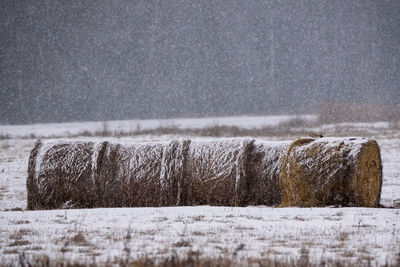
350;140;382;207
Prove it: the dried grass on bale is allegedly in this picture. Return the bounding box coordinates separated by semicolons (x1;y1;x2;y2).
185;139;254;206
279;137;382;207
27;140;106;210
27;137;383;210
97;140;190;207
247;141;290;206
160;139;191;206
97;142;161;207
27;139;191;209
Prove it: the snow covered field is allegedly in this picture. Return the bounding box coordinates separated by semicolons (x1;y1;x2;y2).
0;114;317;139
1;206;399;266
0;117;399;266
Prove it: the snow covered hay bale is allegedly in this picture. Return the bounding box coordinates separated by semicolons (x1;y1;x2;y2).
185;138;254;206
247;141;290;206
97;139;190;207
279;137;382;207
27;139;191;209
27;140;107;210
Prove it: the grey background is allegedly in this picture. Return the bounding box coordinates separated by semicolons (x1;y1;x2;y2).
1;0;399;124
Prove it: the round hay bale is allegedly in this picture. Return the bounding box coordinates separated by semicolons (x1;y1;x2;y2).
27;136;382;209
247;140;290;206
96;139;190;207
97;141;165;207
185;138;254;206
27;139;191;209
279;137;382;207
27;140;106;210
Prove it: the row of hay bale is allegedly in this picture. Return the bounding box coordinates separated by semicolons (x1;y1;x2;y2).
27;137;382;210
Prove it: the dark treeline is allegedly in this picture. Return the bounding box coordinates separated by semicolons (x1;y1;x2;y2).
1;0;399;124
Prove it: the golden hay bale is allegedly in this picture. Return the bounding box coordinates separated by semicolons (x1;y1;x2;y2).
185;138;254;206
27;140;106;210
247;141;290;206
279;137;382;207
97;140;190;207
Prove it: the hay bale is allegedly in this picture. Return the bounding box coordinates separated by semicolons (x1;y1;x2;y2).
97;140;190;207
27;140;106;209
279;137;382;207
185;138;254;206
27;137;382;209
97;142;164;207
247;140;290;206
27;139;191;209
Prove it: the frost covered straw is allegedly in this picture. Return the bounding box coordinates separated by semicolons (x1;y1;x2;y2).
27;140;106;209
27;137;382;209
279;137;382;207
27;139;190;209
185;138;254;206
98;140;190;207
247;140;291;206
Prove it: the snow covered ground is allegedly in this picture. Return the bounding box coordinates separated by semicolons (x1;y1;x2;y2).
0;114;316;138
1;206;399;266
0;118;399;266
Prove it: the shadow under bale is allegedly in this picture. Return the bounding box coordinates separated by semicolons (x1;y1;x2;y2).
279;137;382;207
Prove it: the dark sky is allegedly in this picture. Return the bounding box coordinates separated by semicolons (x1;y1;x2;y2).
1;0;399;124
